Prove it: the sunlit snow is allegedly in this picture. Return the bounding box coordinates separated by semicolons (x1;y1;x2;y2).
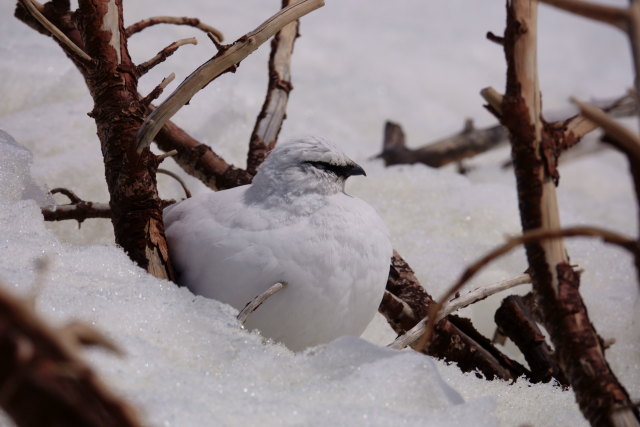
0;0;638;426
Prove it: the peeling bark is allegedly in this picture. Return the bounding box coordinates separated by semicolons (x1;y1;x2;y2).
379;252;529;381
247;0;299;175
500;0;638;424
495;295;568;385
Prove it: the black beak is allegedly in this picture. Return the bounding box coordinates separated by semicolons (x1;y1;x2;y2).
347;163;366;177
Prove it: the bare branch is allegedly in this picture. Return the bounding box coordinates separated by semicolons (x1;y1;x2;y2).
375;119;508;168
495;295;569;385
573;96;640;280
50;187;82;204
141;73;175;107
237;282;287;325
125;16;224;42
572;97;640;160
486;31;505;45
41;201;111;223
389;273;531;350
247;0;300;175
157;168;192;199
0;280;141;426
207;31;226;51
538;0;628;30
417;226;637;351
137;37;197;76
380;251;528;381
480;86;503;113
156;149;178;162
152;112;253;190
136;0;325;154
18;0;92;62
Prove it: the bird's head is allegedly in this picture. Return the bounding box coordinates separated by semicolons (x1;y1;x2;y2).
249;137;366;199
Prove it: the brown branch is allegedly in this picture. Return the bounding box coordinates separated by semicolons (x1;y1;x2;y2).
486;31;505;45
376;120;508;168
136;0;325;153
42;201;111;223
379;251;529;381
247;0;300;175
137;37;197;76
495;295;569;385
125;16;224;42
42;188;111;224
537;0;628;30
389;273;531;350
50;187;82;203
572;97;640;160
140;73;175;107
157;168;191;199
380;92;637;170
573;97;640;280
539;0;640;131
419;226;637;351
152;111;253;190
18;0;92;62
0;280;141;426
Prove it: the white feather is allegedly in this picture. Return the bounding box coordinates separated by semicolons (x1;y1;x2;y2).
164;137;392;351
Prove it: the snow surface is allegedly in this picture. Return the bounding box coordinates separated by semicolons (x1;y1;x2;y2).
0;0;638;425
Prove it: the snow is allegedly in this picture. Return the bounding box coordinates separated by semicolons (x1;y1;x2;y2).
0;0;638;426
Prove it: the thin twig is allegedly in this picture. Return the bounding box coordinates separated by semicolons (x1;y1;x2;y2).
416;226;637;351
125;16;224;42
50;187;82;204
19;0;92;62
41;202;111;223
237;282;287;325
207;32;226;51
156;149;178;162
137;37;197;76
388;273;531;349
136;0;325;154
157;168;191;199
141;73;175;107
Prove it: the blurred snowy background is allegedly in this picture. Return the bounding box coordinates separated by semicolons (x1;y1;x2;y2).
0;0;638;425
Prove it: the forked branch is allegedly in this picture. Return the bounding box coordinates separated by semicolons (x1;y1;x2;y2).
41;188;110;224
136;0;325;153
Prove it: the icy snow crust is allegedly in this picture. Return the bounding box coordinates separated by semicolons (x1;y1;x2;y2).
0;0;638;426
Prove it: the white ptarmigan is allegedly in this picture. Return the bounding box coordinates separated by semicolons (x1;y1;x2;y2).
164;137;392;351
